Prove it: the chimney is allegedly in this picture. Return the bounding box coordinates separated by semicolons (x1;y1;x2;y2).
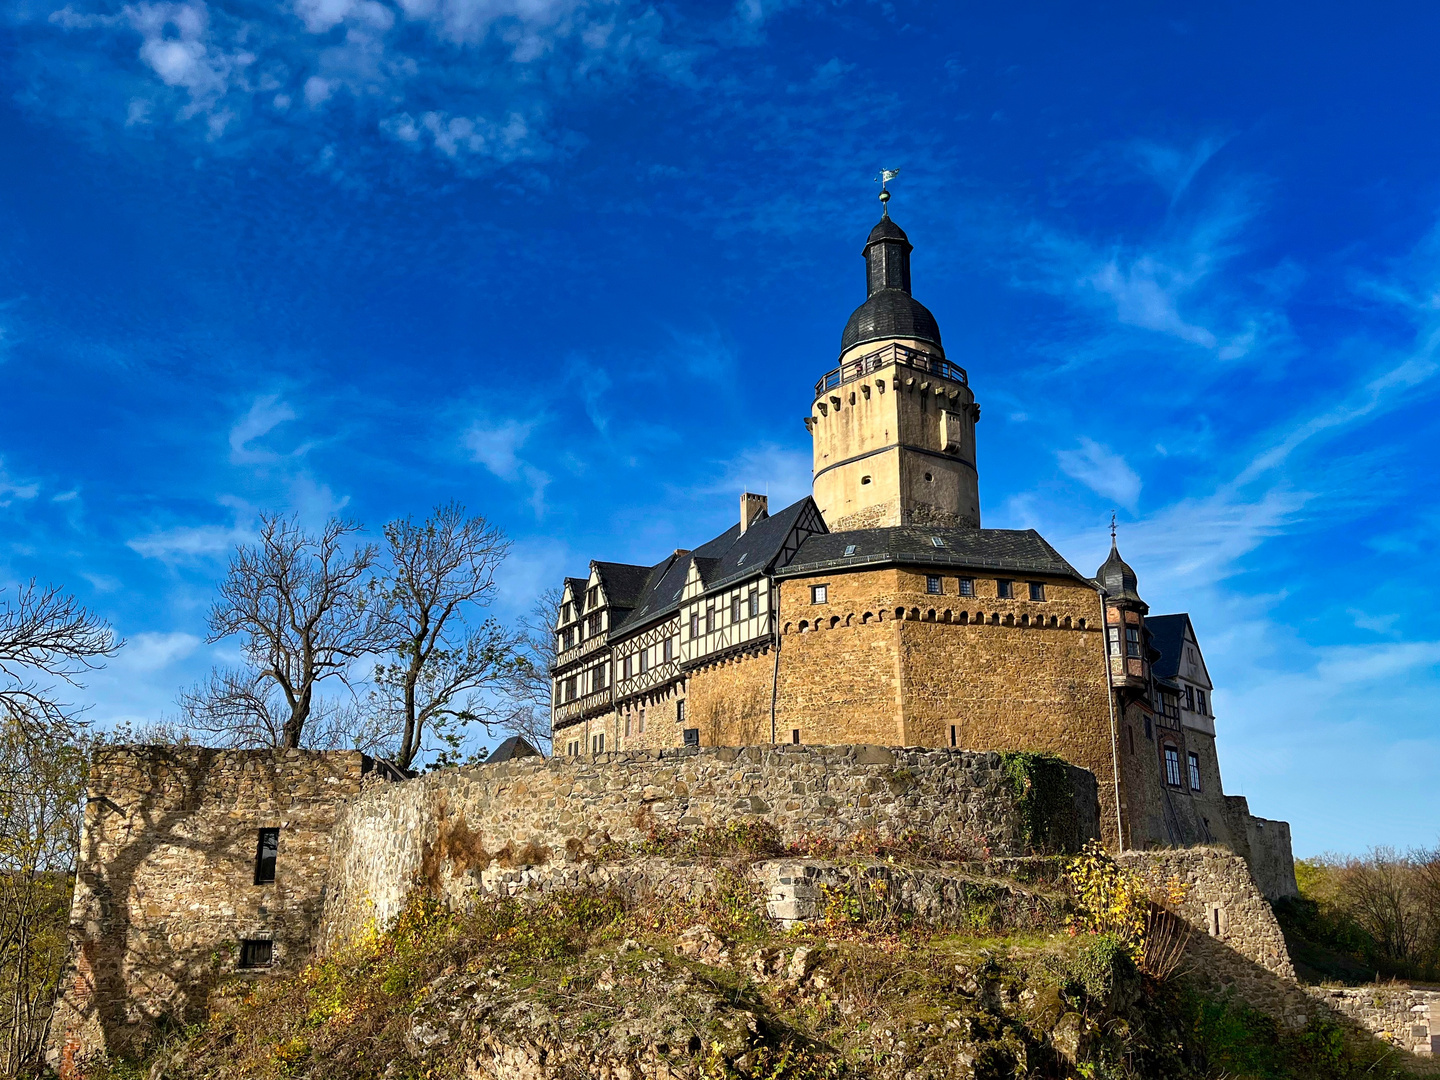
740;492;768;535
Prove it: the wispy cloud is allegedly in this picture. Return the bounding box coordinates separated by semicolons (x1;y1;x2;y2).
0;459;40;505
1128;135;1227;205
464;417;551;515
229;394;300;463
127;498;254;562
1055;438;1141;511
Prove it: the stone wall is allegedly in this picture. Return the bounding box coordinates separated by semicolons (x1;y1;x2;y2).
1308;986;1440;1059
316;744;1100;953
1240;810;1299;900
47;747;377;1074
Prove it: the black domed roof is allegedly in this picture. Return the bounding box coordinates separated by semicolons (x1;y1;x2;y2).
841;292;943;353
1096;540;1144;605
840;212;944;355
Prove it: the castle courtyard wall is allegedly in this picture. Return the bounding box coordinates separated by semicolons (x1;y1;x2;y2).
47;747;375;1072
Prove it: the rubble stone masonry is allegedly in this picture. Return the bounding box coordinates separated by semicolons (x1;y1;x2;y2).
315;744;1100;954
47;747;375;1073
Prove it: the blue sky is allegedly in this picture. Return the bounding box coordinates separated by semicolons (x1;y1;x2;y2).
2;0;1439;856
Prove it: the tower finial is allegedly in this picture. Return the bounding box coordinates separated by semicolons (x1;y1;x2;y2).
1110;511;1117;544
876;168;900;216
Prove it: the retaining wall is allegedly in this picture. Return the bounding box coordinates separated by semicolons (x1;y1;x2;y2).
316;744;1099;952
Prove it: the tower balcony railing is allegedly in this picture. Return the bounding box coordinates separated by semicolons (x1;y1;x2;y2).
814;343;967;400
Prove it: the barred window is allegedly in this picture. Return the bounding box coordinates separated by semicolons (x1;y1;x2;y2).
238;940;273;969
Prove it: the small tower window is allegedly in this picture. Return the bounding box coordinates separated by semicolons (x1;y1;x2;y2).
1126;627;1141;658
924;472;933;482
926;575;942;595
996;580;1014;599
748;590;760;617
811;584;828;604
676;699;686;724
860;475;872;485
254;828;279;885
1028;582;1046;601
958;578;974;597
949;724;957;747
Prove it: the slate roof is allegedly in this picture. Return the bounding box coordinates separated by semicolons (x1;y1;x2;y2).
1145;614;1192;683
592;561;653;609
489;735;541;763
775;526;1086;580
608;496;822;637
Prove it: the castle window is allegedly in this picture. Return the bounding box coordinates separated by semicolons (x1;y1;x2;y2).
664;636;674;662
860;475;872;485
639;708;646;733
930;536;945;548
1188;752;1202;791
748;590;759;617
1144;717;1152;740
1164;746;1182;787
586;587;598;610
1185;685;1196;711
791;729;801;744
639;648;649;674
562;602;572;622
926;575;942;595
676;699;686;725
1196;689;1208;715
1028;582;1046;601
811;584;828;604
254;828;279;885
1107;627;1121;656
996;580;1013;599
238;939;273;969
568;739;580;756
588;613;602;638
958;578;974;597
1126;627;1141;658
690;611;699;638
562;628;574;650
924;472;933;482
731;594;741;622
1126;726;1135;755
949;724;956;748
623;655;632;679
592;733;605;753
705;605;715;633
624;713;632;737
683;728;699;746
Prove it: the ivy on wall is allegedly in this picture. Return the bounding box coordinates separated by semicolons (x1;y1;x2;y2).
999;751;1079;855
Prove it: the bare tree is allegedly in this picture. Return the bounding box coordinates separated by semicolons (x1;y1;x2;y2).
0;581;118;1075
374;504;524;770
0;581;119;735
185;515;381;749
501;586;560;756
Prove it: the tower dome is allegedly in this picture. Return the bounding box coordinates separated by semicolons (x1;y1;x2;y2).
1096;540;1144;605
840;214;943;355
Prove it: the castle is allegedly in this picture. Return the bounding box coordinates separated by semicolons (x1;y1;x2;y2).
548;196;1295;891
45;196;1308;1074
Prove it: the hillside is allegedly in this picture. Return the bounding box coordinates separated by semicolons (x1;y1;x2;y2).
83;842;1422;1080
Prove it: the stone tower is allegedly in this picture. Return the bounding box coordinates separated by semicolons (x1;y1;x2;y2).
808;203;980;531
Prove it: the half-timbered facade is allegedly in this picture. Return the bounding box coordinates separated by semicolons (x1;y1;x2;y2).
551;494;827;755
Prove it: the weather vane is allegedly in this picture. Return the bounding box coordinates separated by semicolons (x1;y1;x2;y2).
876;168;900;214
1110;511;1117;543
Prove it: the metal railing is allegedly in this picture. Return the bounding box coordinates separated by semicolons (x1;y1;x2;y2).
814;343;967;400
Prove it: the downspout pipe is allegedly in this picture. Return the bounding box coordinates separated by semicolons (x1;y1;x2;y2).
1095;583;1126;852
770;586;781;744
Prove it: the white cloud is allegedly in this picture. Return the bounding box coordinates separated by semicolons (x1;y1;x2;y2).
1086;255;1220;349
380;110;546;164
116;630;202;672
1128;135;1227;204
1055;438;1141;511
464;418;551;515
700;441;812;511
123;1;256;119
0;460;40;505
127;521;251;561
229;394;299;463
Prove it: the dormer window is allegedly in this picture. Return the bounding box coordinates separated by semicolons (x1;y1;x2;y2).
930;536;944;548
737;553;747;565
843;544;857;556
